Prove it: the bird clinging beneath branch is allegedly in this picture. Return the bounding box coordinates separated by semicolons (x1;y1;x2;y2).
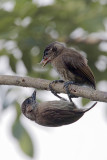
21;90;97;127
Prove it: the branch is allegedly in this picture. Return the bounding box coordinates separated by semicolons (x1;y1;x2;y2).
0;75;107;103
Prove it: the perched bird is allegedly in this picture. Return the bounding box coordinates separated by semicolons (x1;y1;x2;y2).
40;41;96;100
21;90;97;127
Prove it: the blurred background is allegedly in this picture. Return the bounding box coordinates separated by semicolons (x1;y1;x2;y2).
0;0;107;160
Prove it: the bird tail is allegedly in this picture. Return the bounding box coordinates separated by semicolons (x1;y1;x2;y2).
83;102;97;113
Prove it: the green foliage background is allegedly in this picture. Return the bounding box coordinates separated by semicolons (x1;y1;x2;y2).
0;0;107;158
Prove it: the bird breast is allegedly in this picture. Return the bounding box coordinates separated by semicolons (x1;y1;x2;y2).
51;56;75;81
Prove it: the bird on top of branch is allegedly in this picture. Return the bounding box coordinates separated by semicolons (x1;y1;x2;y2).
40;41;96;101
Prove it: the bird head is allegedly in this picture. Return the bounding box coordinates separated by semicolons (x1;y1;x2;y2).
21;90;37;120
40;41;64;66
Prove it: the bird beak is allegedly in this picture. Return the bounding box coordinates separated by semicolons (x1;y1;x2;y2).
31;90;36;101
31;90;37;109
40;57;51;67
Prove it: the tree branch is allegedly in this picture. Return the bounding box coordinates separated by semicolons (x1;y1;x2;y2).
0;75;107;103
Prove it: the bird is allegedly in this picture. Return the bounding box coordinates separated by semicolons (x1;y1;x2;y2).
21;90;97;127
40;41;96;100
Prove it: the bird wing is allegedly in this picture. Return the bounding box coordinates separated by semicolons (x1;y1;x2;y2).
62;50;96;88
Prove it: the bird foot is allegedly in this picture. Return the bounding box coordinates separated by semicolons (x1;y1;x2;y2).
49;80;67;101
64;81;78;101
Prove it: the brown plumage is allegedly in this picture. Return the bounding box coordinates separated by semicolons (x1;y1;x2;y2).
21;91;97;127
41;41;96;89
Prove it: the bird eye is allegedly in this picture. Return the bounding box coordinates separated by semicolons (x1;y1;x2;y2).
45;52;48;55
44;47;50;56
29;109;32;112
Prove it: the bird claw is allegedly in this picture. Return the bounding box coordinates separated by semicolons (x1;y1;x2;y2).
64;81;78;101
49;80;67;101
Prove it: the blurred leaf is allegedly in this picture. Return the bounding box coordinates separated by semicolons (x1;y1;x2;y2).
22;52;32;72
12;103;34;157
82;98;90;106
9;54;17;72
2;92;15;110
0;87;15;110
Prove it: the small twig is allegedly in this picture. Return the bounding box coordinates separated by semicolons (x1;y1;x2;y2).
0;75;107;103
